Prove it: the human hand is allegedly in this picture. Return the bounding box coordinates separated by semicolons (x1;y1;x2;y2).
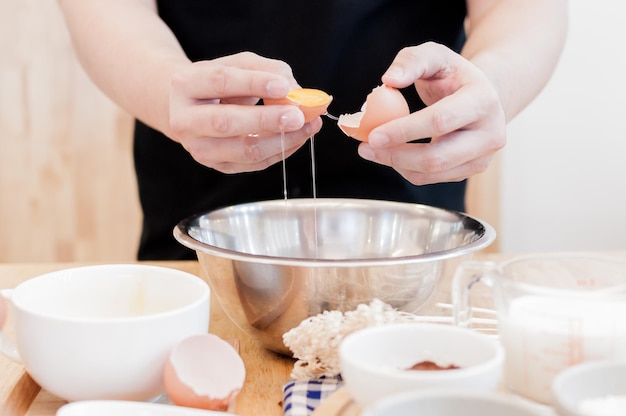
168;52;322;173
357;42;506;185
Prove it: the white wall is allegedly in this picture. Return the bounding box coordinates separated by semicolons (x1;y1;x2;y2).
500;0;626;253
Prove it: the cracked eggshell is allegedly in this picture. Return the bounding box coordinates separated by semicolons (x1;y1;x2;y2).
338;85;410;142
164;334;246;411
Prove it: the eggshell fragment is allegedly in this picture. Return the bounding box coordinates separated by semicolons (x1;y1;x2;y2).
164;334;246;411
338;85;410;142
264;88;333;123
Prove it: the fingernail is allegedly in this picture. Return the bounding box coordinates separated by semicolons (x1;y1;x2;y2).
368;132;389;147
279;109;304;131
383;66;404;81
358;145;376;161
266;79;290;98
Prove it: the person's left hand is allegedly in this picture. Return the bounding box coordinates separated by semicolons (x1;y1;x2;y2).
357;42;506;185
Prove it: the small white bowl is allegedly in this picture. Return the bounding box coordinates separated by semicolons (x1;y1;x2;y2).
338;323;504;407
552;361;626;416
361;390;545;416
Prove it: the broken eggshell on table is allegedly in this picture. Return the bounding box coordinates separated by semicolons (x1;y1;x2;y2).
164;334;246;412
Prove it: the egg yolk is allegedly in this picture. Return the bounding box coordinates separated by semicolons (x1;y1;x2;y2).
264;88;332;123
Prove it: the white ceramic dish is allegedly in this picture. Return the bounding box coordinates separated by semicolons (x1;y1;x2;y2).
361;390;546;416
552;361;626;416
1;264;211;402
56;400;236;416
339;322;504;407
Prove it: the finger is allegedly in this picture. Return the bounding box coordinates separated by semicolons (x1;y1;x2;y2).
367;84;489;147
232;120;322;165
170;102;305;139
381;42;464;88
396;153;496;186
359;127;504;176
213;51;298;85
171;62;292;102
184;120;320;168
213;142;304;174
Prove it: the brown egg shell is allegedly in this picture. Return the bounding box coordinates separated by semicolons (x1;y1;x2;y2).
163;334;246;411
338;85;410;142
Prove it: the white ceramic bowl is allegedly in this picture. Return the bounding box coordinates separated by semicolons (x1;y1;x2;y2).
552;361;626;416
361;390;545;416
1;264;211;402
338;323;504;407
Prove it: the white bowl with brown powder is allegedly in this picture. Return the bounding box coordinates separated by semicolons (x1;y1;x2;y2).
338;322;504;408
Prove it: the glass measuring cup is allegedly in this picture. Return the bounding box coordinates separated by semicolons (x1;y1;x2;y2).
452;253;626;405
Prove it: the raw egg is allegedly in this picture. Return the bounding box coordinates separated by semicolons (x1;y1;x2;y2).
264;88;333;123
163;334;245;411
338;85;410;142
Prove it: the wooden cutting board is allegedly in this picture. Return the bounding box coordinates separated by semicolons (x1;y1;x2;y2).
313;387;362;416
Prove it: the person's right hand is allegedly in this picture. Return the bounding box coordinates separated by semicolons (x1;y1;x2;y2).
168;52;323;173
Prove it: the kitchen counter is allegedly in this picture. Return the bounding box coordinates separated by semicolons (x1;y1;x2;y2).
2;253;623;415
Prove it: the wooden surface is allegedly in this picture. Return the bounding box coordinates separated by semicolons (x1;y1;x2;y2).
0;0;500;264
466;155;501;253
313;388;361;416
0;261;294;416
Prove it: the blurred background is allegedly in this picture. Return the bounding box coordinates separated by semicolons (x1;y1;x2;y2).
501;0;626;252
0;0;624;263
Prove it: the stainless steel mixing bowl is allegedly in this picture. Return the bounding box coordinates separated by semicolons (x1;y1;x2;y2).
174;198;495;355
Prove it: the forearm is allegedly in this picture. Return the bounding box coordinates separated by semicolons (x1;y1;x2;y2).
58;0;190;136
463;0;568;121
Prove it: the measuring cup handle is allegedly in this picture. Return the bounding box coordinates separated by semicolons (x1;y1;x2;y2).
0;289;22;363
451;260;496;328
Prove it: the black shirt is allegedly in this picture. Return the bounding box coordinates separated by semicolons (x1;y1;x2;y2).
134;0;468;260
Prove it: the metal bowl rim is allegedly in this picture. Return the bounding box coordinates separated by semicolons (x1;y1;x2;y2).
173;198;496;267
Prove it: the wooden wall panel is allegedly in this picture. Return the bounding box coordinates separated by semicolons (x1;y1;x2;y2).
467;156;501;253
0;0;140;262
